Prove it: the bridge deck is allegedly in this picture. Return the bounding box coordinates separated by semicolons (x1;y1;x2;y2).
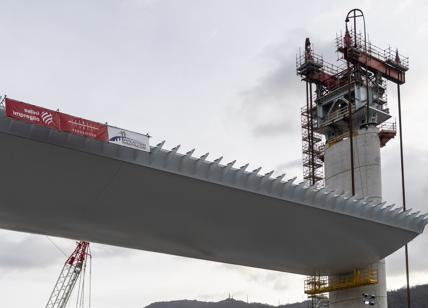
0;111;425;275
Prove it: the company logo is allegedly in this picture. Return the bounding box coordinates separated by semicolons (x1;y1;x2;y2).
109;130;127;142
109;130;147;150
41;111;54;126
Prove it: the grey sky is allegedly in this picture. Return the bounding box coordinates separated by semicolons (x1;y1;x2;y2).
0;0;427;307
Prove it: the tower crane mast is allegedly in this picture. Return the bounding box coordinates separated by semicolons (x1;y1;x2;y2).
45;241;90;308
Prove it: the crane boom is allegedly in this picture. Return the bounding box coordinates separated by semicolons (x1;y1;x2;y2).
46;241;89;308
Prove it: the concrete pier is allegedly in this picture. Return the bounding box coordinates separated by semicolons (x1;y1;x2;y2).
325;127;387;308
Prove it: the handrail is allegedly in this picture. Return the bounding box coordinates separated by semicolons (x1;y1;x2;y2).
304;266;378;295
336;30;409;69
321;104;356;126
296;51;345;76
379;121;396;132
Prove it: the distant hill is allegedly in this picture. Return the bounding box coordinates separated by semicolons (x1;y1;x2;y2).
145;298;308;308
388;284;428;308
144;284;428;308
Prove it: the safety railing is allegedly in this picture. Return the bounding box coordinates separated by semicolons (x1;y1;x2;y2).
336;30;409;70
379;121;396;132
385;46;409;69
327;131;351;146
321;104;356;127
305;266;378;295
296;51;344;76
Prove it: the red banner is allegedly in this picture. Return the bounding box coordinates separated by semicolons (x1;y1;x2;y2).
5;98;60;129
59;113;108;141
5;98;108;142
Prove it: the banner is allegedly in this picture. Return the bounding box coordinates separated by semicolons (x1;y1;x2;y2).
60;113;108;141
108;126;150;152
5;98;149;149
5;98;60;129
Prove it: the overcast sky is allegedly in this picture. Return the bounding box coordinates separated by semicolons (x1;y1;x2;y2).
0;1;427;307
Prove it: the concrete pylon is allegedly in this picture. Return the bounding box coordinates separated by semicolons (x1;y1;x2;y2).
324;126;387;308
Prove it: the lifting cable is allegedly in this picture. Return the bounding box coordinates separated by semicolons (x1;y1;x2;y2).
74;245;92;308
88;246;92;308
75;264;83;308
397;84;412;308
80;261;86;308
45;236;67;257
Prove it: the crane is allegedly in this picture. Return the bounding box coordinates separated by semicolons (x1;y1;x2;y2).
45;241;90;308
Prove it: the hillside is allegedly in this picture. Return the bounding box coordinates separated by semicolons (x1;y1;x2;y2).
144;284;428;308
388;284;428;307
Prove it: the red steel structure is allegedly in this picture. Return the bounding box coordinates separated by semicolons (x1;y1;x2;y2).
296;9;410;307
45;241;90;308
296;11;408;190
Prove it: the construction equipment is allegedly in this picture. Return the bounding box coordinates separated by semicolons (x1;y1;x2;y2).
296;8;410;308
45;241;90;308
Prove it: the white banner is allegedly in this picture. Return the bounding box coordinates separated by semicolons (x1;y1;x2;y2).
108;126;150;152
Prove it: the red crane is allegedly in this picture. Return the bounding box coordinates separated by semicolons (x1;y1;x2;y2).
45;241;90;308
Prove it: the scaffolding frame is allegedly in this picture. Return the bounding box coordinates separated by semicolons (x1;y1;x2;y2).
301;94;324;188
336;29;409;70
304;267;379;295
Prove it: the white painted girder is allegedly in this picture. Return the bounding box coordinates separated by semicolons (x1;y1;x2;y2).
0;111;426;275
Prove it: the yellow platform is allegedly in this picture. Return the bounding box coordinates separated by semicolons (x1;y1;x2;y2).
304;267;378;295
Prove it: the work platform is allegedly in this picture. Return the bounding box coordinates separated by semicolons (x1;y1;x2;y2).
0;109;426;276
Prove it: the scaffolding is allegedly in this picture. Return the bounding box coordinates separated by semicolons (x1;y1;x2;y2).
304;267;379;295
301;105;324;187
296;8;410;307
296;51;347;93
